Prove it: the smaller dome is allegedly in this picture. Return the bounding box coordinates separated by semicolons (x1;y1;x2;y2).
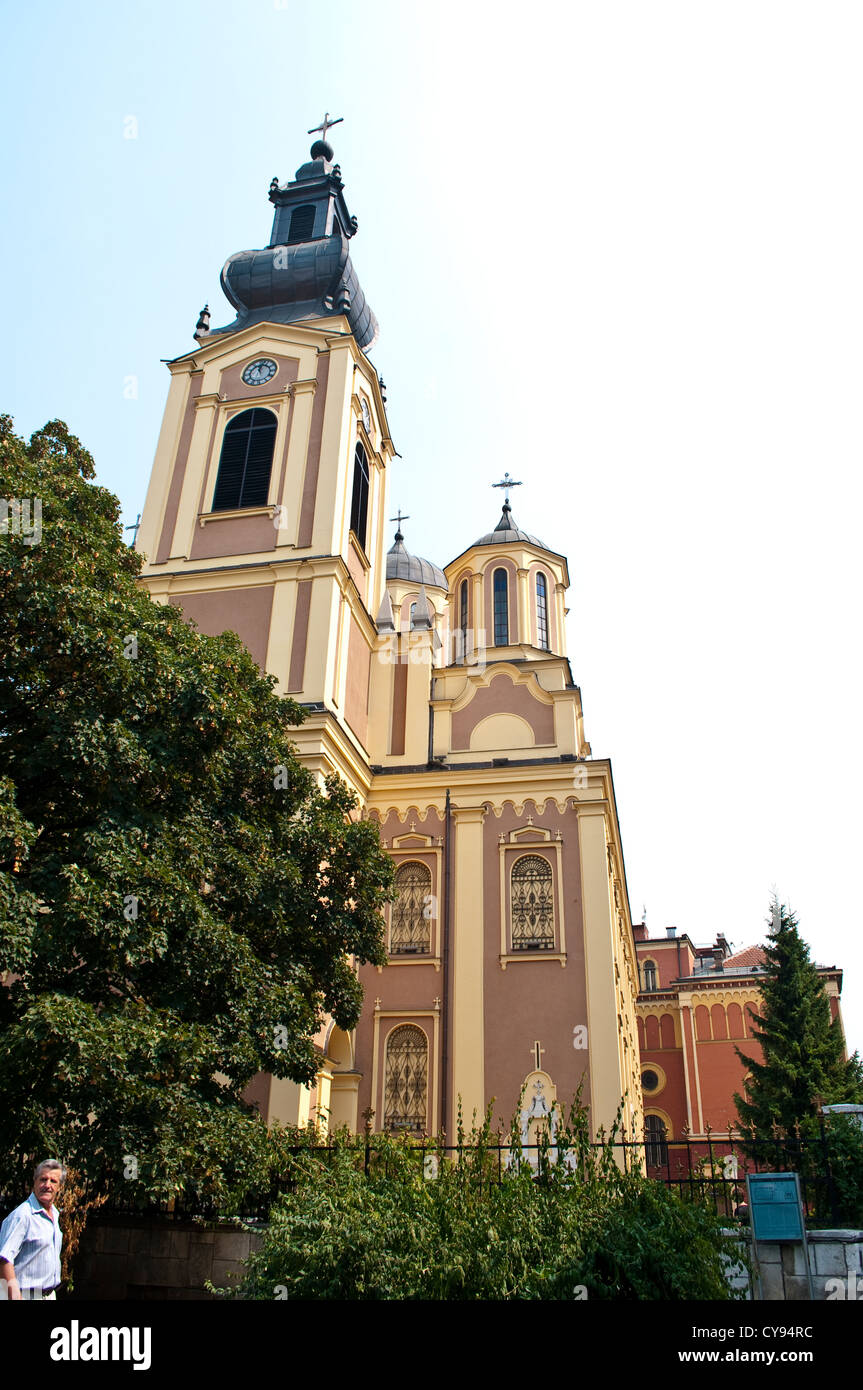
386;531;447;590
474;501;545;549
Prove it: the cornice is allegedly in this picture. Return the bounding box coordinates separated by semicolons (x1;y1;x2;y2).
168;319;336;371
444;539;570;589
291;709;372;796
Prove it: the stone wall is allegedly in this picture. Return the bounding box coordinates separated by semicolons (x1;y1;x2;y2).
71;1217;863;1300
72;1215;263;1300
751;1230;863;1300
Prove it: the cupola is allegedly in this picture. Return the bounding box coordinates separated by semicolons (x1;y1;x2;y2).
386;525;447;591
207;125;379;350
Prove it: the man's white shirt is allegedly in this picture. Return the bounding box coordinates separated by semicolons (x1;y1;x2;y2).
0;1192;62;1292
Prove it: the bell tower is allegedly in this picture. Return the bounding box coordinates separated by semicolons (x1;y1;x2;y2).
135;125;394;795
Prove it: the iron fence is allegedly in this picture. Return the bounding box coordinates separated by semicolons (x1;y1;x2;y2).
55;1118;849;1228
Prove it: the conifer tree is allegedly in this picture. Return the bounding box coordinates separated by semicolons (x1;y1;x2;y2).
734;900;863;1138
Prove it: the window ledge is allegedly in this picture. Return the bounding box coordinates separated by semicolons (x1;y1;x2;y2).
348;529;371;569
500;951;566;970
199;506;274;527
377;956;441;972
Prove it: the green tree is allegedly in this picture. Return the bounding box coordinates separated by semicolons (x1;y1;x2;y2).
734;900;863;1139
0;417;391;1206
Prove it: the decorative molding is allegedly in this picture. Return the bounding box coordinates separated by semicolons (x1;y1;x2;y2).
288;378;318;398
197;505;275;528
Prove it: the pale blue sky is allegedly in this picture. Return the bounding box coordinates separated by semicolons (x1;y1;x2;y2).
4;1;862;1052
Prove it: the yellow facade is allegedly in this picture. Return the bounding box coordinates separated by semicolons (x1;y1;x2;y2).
135;134;643;1146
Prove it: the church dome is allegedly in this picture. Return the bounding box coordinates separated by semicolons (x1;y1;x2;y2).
386;530;447;589
474;500;546;549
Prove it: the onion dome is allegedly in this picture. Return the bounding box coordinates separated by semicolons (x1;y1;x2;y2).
474;499;546;548
386;526;447;590
211;135;379;351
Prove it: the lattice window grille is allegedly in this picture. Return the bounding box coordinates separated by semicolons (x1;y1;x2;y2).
384;1025;428;1133
390;862;432;955
510;854;555;951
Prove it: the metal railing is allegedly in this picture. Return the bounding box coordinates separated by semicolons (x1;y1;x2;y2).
56;1119;848;1227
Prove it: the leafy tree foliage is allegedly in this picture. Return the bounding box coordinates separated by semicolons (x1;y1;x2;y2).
734;900;863;1139
0;417;391;1204
223;1104;743;1300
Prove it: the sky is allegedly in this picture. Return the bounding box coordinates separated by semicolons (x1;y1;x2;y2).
3;1;861;1055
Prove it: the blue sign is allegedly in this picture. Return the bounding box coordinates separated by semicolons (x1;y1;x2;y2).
746;1171;805;1241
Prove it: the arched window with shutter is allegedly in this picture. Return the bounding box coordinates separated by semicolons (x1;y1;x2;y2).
390;861;432;955
643;960;658;991
212;408;277;512
510;854;555;951
536;572;549;649
287;203;316;243
645;1113;668;1166
349;441;370;549
384;1025;428;1133
493;568;509;646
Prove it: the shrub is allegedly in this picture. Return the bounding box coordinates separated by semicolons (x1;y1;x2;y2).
220;1103;744;1300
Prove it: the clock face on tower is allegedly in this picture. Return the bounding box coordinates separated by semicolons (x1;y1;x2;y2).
242;358;278;387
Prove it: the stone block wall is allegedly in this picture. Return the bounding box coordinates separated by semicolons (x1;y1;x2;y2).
71;1216;263;1300
751;1230;863;1300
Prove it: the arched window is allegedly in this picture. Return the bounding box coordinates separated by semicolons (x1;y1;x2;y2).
457;578;469;663
643;960;658;991
349;442;370;549
212;408;277;512
384;1025;428;1132
536;573;549;649
287;203;316;243
645;1114;668;1167
510;855;554;951
390;861;432;955
493;568;509;646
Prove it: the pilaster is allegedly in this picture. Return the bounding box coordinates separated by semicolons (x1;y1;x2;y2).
450;804;487;1131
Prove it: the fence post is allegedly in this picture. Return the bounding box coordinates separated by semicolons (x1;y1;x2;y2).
818;1112;839;1227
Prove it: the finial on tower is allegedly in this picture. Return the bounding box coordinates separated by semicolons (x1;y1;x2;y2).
194;303;210;341
308;110;344;161
390;509;410;543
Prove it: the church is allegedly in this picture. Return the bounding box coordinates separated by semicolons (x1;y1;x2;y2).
134;123;643;1147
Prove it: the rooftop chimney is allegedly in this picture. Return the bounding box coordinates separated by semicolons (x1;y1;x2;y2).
666;926;677;938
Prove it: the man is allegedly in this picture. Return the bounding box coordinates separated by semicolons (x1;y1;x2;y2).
0;1160;65;1300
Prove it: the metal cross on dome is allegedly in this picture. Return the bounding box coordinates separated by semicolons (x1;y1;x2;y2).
492;472;522;503
390;509;410;530
308;111;344;142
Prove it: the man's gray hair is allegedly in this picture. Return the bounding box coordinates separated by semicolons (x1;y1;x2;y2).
34;1159;67;1182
